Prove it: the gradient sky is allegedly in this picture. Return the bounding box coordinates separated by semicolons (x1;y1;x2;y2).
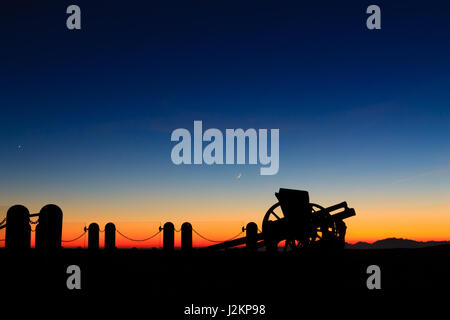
1;1;449;246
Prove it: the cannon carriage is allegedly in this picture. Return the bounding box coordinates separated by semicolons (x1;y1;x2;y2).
204;188;355;252
262;188;355;251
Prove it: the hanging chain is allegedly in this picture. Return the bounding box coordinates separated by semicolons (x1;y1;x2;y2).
192;228;244;243
116;229;161;242
62;231;87;242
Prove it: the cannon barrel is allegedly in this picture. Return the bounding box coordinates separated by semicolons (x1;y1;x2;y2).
308;202;354;227
324;201;347;213
329;207;356;221
311;202;355;220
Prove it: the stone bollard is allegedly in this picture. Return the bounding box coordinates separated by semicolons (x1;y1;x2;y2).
5;205;31;250
88;223;100;250
104;222;116;250
245;222;258;252
181;222;192;251
162;222;174;251
38;204;63;252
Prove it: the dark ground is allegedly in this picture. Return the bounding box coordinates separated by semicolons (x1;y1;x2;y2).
1;246;449;317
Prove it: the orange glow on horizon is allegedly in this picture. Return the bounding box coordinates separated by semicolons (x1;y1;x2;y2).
0;201;449;248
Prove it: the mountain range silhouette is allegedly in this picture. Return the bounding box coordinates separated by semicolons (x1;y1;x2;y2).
346;237;450;249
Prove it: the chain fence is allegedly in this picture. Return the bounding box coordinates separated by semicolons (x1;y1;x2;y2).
0;220;256;247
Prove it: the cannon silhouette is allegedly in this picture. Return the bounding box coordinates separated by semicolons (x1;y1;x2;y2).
204;188;356;251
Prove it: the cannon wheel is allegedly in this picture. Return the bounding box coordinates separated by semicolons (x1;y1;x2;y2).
263;202;336;251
